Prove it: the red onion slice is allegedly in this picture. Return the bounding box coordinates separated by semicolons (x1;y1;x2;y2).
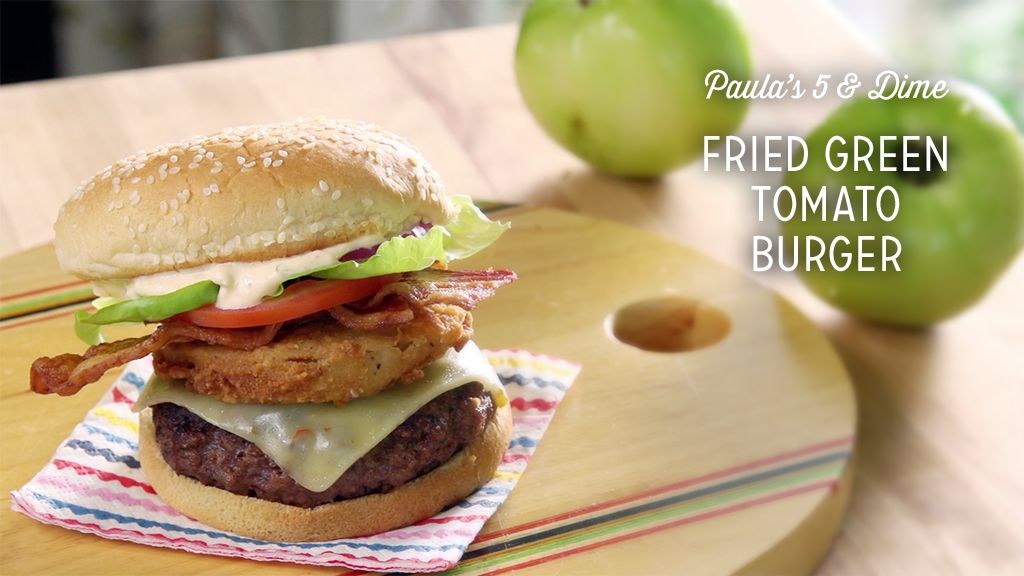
338;223;432;263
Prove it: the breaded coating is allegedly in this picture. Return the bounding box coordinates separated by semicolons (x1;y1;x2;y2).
152;303;471;404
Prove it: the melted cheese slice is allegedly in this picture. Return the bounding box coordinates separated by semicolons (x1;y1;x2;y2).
135;342;505;492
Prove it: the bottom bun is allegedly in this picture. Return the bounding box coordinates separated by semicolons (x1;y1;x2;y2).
138;401;512;542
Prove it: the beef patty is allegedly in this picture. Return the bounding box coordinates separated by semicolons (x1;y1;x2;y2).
151;383;495;508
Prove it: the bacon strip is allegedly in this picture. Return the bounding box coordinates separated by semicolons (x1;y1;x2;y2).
30;321;281;396
31;328;174;396
332;269;516;331
365;268;517;310
159;320;282;351
29;269;515;397
329;301;415;331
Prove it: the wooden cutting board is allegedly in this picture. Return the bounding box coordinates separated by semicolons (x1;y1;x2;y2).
0;206;856;575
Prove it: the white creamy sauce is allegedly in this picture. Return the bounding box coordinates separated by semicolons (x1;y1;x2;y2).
94;234;383;309
134;342;506;493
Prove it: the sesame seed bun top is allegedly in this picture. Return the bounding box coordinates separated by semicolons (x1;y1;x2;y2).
54;118;455;280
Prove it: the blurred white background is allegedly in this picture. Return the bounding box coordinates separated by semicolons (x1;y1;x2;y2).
831;0;1022;125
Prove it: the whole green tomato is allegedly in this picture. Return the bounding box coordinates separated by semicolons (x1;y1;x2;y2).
515;0;751;177
781;84;1024;326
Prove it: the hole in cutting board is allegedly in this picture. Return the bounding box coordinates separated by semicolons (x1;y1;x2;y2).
609;297;731;353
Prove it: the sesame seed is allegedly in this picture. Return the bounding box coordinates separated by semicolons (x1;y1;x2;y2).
169;166;180;174
146;175;155;185
206;151;214;159
278;150;288;157
138;223;148;233
243;161;256;168
179;189;190;203
170;155;178;163
210;184;219;193
210;166;222;174
131;177;141;184
193;154;204;164
272;159;283;167
160;201;168;213
276;198;285;209
170;198;179;211
331;190;341;200
159;163;168;173
202;187;212;196
263;157;272;168
237;156;246;165
260;151;272;158
129;191;140;205
188;162;199;169
318;180;329;191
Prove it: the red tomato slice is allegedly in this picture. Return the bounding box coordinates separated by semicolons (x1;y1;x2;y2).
178;275;395;328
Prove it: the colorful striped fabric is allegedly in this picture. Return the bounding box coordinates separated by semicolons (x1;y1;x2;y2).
430;437;851;576
10;350;581;572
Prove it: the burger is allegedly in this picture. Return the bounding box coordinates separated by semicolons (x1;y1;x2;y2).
30;118;516;542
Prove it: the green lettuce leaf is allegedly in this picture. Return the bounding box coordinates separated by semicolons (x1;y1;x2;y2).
311;195;508;279
311;226;447;280
441;195;510;260
71;196;507;344
74;281;219;345
74;311;104;345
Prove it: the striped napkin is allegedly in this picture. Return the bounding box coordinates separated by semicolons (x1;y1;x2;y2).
11;349;580;572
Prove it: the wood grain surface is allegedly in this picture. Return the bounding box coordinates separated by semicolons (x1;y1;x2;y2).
1;0;1022;574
